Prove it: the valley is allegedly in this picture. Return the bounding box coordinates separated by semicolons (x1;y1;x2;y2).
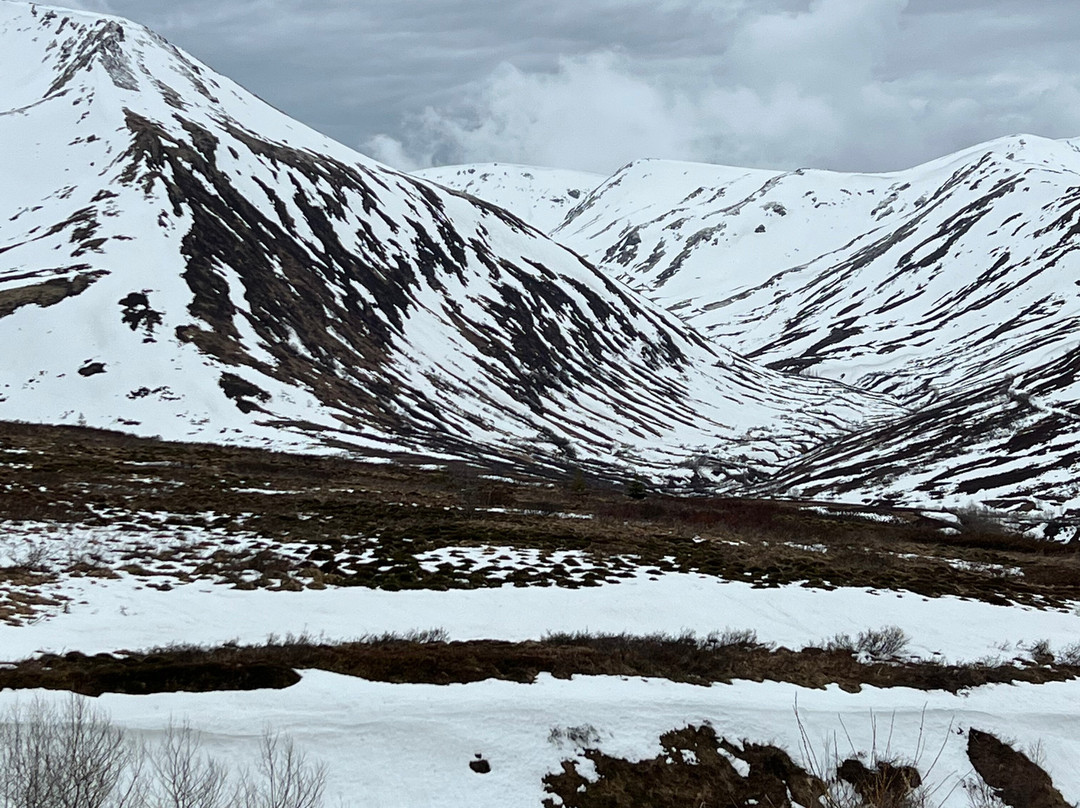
2;2;1080;805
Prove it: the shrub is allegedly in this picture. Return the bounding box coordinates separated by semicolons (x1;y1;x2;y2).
0;697;141;808
0;697;327;808
700;628;766;650
240;732;326;808
1026;639;1053;664
795;703;948;808
1057;640;1080;666
826;626;910;660
547;724;602;748
146;722;232;808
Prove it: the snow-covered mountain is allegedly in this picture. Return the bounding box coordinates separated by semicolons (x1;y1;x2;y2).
0;2;899;485
429;141;1080;513
552;142;1080;397
413;163;603;233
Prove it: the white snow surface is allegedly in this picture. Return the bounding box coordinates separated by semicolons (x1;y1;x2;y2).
3;8;1080;804
5;565;1080;806
444;143;1080;511
413;163;604;232
2;570;1078;666
4;672;1080;807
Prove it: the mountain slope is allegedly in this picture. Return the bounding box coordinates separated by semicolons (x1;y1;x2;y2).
0;2;897;484
550;141;1080;396
492;142;1080;512
412;163;604;233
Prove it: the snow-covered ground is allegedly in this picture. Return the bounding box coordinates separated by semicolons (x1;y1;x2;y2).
6;517;1080;805
3;568;1078;666
3;4;1080;803
4;671;1078;807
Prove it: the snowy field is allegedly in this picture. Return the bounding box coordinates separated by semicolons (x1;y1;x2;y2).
3;671;1079;807
3;561;1080;805
2;571;1080;665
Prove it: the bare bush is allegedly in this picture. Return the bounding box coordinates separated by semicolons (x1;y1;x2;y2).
1057;640;1080;666
962;775;1008;808
144;723;232;808
0;698;326;808
547;724;602;749
1026;638;1053;664
240;732;326;808
0;697;142;808
795;701;955;808
826;626;910;660
701;628;766;650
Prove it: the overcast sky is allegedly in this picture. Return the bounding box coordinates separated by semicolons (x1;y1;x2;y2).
59;0;1080;174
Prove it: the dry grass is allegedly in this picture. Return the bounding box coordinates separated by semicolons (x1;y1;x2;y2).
1;631;1077;697
2;420;1080;615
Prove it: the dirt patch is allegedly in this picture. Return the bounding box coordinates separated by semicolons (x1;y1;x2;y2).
543;725;817;808
836;758;922;808
544;724;1074;808
967;729;1070;808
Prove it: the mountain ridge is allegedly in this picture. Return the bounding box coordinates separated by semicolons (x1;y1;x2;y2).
422;137;1080;513
0;1;897;490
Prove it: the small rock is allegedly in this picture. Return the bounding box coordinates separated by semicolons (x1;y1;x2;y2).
78;361;106;377
470;754;491;774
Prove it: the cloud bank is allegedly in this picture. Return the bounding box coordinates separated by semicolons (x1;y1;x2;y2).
54;0;1080;174
370;0;1080;173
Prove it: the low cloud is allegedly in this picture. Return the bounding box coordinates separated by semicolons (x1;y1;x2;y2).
370;53;706;173
56;0;1080;175
371;0;1080;174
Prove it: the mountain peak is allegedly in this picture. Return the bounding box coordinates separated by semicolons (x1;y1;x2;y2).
0;3;897;486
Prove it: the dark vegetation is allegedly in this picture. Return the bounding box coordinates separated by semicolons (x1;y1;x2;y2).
1;631;1077;698
544;724;1068;808
2;420;1079;620
967;729;1071;808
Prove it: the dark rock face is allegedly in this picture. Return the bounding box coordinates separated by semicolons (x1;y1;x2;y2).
78;361;107;377
967;729;1070;808
118;291;163;342
112;109;714;456
0;271;106;319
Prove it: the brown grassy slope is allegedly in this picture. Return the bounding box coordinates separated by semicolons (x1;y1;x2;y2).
1;419;1079;607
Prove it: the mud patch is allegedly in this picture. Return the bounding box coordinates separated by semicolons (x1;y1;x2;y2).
542;724;826;808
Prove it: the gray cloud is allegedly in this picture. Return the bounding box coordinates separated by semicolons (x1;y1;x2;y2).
56;0;1080;173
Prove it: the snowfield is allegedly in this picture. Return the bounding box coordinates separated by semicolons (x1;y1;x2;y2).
3;570;1080;666
3;672;1079;807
